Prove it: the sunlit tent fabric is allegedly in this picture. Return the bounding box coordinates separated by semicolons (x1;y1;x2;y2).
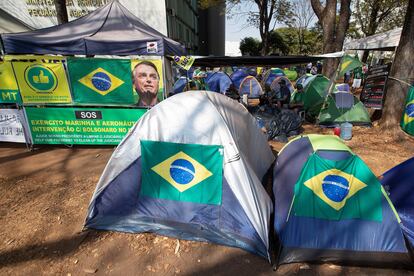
400;85;414;136
239;76;263;98
85;91;275;260
302;75;330;118
230;69;249;89
0;0;185;55
263;68;285;87
318;91;371;126
380;157;414;248
206;71;233;94
273;134;413;266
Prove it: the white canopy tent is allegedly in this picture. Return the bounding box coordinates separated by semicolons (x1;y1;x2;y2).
343;28;402;51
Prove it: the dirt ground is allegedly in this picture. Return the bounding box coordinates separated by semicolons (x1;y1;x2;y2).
1;124;414;275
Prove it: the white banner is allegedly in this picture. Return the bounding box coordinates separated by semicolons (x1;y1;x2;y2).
0;0;167;35
0;109;26;143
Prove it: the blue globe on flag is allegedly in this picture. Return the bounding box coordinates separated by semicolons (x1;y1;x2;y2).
322;175;350;202
405;103;414;118
92;72;112;91
170;159;195;184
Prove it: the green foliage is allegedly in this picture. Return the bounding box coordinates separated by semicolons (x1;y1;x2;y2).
239;32;289;56
268;31;289;55
350;0;408;37
239;37;261;56
274;26;323;55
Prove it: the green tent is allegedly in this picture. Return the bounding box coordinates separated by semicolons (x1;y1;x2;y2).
401;86;414;135
302;75;330;118
318;91;371;126
283;68;298;81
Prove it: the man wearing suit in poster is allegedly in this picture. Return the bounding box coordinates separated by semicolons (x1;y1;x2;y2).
132;61;160;107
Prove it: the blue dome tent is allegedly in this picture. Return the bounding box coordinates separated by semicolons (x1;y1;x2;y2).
239;76;263;98
85;91;275;260
263;68;285;87
206;72;233;94
380;157;414;249
230;69;249;89
273;135;413;267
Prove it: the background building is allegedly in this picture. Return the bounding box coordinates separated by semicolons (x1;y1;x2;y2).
0;0;224;55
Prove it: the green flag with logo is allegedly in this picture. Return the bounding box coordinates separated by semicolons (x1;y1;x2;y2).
293;153;382;221
140;140;223;205
401;86;414;136
68;58;134;105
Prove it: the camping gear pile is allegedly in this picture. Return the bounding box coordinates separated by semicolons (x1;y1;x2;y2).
250;105;302;142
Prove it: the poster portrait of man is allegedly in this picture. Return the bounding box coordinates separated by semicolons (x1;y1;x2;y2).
131;59;164;108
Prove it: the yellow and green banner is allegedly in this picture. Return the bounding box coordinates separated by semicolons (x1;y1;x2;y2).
12;57;72;104
68;58;135;105
401;86;414;136
0;61;21;103
293;153;382;221
25;107;146;145
171;56;195;71
141;140;223;205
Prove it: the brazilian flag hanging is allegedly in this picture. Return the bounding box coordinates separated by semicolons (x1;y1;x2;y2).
140;140;224;205
67;58;134;105
338;55;363;77
401;86;414;136
293;153;382;221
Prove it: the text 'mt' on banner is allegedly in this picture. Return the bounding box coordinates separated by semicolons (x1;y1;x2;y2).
0;61;22;104
68;58;135;105
12;58;72;104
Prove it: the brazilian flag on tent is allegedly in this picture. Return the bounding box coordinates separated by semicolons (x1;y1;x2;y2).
293;153;382;221
67;58;134;105
401;86;414;135
140;140;224;205
338;55;363;77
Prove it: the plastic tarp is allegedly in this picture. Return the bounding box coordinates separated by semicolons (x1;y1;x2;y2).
0;1;185;56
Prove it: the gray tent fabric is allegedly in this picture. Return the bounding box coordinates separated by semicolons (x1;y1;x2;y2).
0;0;185;56
334;92;354;109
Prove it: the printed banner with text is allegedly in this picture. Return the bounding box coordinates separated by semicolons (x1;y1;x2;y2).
68;58;135;105
0;109;26;143
0;61;22;104
12;57;72;104
25;107;147;145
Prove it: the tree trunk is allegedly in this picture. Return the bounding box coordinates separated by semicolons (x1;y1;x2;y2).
361;50;370;63
311;0;351;78
380;0;414;135
55;0;68;25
